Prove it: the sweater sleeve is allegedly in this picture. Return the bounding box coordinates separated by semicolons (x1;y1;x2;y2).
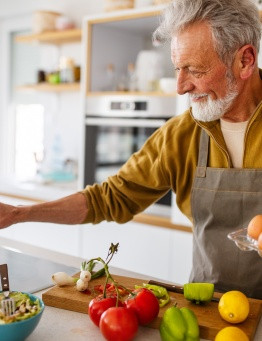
81;126;170;224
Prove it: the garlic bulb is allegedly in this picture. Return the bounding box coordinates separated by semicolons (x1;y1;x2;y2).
80;270;91;283
76;278;89;291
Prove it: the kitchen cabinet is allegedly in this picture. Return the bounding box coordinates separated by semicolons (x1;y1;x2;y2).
14;28;82;92
80;6;190;233
79;220;193;284
83;6;176;96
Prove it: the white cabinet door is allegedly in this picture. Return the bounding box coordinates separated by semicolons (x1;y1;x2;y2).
79;220;173;280
80;220;193;283
169;229;193;285
0;196;81;257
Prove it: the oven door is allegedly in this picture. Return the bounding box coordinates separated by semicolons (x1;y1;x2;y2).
84;116;171;207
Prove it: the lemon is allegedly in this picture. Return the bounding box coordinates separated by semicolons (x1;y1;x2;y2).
218;290;249;323
215;326;249;341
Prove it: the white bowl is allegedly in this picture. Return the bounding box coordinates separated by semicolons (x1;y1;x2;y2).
159;78;177;94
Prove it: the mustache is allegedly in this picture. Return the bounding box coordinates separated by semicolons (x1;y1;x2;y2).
189;93;209;100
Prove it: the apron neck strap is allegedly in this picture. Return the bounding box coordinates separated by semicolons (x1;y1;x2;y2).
196;129;209;178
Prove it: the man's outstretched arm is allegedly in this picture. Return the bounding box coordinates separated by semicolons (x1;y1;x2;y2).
0;192;88;229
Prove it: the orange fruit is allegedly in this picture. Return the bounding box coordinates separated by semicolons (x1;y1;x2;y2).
215;326;249;341
247;215;262;240
218;291;249;324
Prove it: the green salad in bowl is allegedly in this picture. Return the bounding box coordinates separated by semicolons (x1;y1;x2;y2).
0;292;41;324
0;291;44;341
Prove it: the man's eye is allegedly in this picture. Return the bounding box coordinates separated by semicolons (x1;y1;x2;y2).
189;70;204;78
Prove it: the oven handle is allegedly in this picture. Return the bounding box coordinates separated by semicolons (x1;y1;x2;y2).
85;117;167;128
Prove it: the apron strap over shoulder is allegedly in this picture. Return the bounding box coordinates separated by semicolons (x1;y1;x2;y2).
196;129;209;178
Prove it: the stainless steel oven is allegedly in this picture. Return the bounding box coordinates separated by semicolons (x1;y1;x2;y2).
83;95;176;211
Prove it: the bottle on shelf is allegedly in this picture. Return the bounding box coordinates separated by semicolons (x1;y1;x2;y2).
103;63;117;91
116;63;137;92
126;62;137;91
59;56;75;83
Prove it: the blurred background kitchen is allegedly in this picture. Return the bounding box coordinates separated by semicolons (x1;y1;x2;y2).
0;0;261;283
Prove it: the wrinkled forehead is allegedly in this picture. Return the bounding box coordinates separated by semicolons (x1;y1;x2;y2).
170;21;219;65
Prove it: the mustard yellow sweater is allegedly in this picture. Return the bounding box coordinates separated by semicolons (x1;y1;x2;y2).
82;100;262;225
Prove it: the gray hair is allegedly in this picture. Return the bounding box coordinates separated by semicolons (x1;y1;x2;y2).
153;0;261;66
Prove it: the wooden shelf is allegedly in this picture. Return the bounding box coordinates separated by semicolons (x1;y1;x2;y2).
15;28;82;44
16;82;80;92
86;91;176;97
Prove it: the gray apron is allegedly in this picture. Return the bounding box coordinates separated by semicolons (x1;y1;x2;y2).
190;129;262;299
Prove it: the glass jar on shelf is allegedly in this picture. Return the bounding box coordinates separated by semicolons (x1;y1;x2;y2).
59;56;75;83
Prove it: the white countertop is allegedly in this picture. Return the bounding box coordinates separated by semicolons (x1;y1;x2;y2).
0;177;78;202
1;237;261;341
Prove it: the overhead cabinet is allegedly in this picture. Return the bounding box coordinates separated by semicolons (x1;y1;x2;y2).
83;7;176;97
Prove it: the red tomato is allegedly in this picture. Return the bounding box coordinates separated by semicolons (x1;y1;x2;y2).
124;288;159;325
88;294;123;327
94;283;115;293
94;283;129;296
99;307;138;341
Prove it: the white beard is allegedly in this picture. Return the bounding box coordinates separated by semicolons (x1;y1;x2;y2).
190;78;238;122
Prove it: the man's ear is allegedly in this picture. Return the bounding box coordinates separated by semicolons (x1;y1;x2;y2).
235;45;256;80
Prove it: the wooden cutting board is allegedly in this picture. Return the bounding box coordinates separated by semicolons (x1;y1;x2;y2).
42;274;262;340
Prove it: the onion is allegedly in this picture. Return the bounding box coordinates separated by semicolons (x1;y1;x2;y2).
52;272;77;286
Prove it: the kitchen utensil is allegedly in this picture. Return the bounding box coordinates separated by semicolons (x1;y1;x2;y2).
228;228;262;257
148;279;219;302
0;264;15;316
42;273;262;340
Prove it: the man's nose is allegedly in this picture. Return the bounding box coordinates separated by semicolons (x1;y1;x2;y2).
176;70;194;95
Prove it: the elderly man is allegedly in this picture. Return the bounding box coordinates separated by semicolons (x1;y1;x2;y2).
0;0;261;298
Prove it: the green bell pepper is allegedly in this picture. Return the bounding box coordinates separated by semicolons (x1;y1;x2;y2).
159;305;200;341
135;283;170;307
183;283;214;304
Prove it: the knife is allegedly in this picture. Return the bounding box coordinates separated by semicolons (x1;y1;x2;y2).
148;280;220;302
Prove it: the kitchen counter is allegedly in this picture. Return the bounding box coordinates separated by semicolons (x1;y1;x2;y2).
1;237;261;341
0;177;78;202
